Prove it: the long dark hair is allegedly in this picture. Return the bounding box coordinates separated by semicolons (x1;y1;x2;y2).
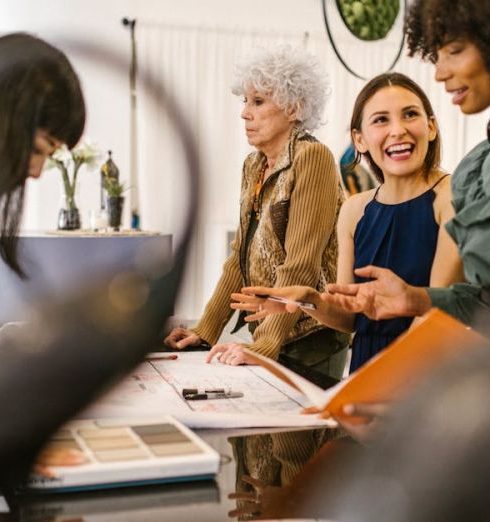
0;33;85;276
349;72;441;183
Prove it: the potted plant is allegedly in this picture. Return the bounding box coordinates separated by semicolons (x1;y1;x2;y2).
102;174;127;231
47;142;100;230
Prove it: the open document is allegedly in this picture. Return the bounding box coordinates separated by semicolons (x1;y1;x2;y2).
81;352;335;429
245;309;487;422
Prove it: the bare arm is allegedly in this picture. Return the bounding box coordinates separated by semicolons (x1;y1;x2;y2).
429;177;464;287
322;179;466;320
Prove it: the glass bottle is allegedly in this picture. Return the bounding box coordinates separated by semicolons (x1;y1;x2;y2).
100;150;119;210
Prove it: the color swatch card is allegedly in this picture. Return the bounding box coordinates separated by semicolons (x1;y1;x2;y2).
27;416;220;492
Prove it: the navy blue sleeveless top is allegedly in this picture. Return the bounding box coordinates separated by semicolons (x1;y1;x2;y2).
350;177;447;373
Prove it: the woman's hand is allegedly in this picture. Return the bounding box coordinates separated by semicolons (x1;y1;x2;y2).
301;405;334;419
33;447;87;478
323;265;430;320
334;402;391;445
230;289;285;322
163;327;202;350
205;342;256;366
231;285;319;322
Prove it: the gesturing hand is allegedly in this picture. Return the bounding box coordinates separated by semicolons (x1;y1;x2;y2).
231;285;318;322
230;288;284;322
323;265;417;320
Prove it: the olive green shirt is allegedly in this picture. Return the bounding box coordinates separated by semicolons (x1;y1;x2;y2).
427;139;490;324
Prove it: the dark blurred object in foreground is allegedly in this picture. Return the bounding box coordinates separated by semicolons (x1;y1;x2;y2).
0;34;199;492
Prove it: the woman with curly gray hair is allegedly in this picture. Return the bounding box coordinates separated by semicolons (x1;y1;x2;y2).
165;45;349;387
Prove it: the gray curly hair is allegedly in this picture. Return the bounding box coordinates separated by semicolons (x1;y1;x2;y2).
231;45;328;131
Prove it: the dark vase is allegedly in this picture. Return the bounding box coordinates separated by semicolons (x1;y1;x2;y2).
107;196;124;231
57;207;81;230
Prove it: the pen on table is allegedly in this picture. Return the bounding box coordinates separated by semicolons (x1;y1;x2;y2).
184;391;244;400
255;293;317;310
182;388;227;395
146;354;179;361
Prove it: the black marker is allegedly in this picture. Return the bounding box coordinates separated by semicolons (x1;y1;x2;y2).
185;391;244;400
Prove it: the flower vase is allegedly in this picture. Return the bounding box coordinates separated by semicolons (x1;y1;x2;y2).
107;196;124;231
58;196;81;231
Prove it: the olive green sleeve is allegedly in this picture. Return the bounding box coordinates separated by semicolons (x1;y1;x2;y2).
427;283;483;325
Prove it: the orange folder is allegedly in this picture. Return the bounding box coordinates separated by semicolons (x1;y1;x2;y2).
245;308;488;420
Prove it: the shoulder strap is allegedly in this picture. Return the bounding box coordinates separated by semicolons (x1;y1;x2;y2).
429;173;450;191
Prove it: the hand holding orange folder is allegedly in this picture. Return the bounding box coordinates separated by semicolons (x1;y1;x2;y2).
244;309;488;422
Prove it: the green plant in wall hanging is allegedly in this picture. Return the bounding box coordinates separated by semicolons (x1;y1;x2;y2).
322;0;406;80
337;0;400;41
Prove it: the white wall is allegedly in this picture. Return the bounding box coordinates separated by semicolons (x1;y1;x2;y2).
1;0;489;319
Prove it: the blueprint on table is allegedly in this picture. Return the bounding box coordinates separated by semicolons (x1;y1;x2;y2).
81;352;335;428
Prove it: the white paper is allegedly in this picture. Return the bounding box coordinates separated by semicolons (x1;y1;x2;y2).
80;352;336;428
244;347;350;409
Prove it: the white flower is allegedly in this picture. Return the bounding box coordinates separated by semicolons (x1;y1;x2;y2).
43;138;103;210
71;141;102;167
49;145;72;166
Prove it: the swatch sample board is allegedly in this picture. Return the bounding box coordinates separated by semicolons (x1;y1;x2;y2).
27;416;219;492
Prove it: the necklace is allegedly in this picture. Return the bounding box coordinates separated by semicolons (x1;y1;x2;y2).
253;162;267;220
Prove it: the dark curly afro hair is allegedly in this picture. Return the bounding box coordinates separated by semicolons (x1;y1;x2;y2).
405;0;490;72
